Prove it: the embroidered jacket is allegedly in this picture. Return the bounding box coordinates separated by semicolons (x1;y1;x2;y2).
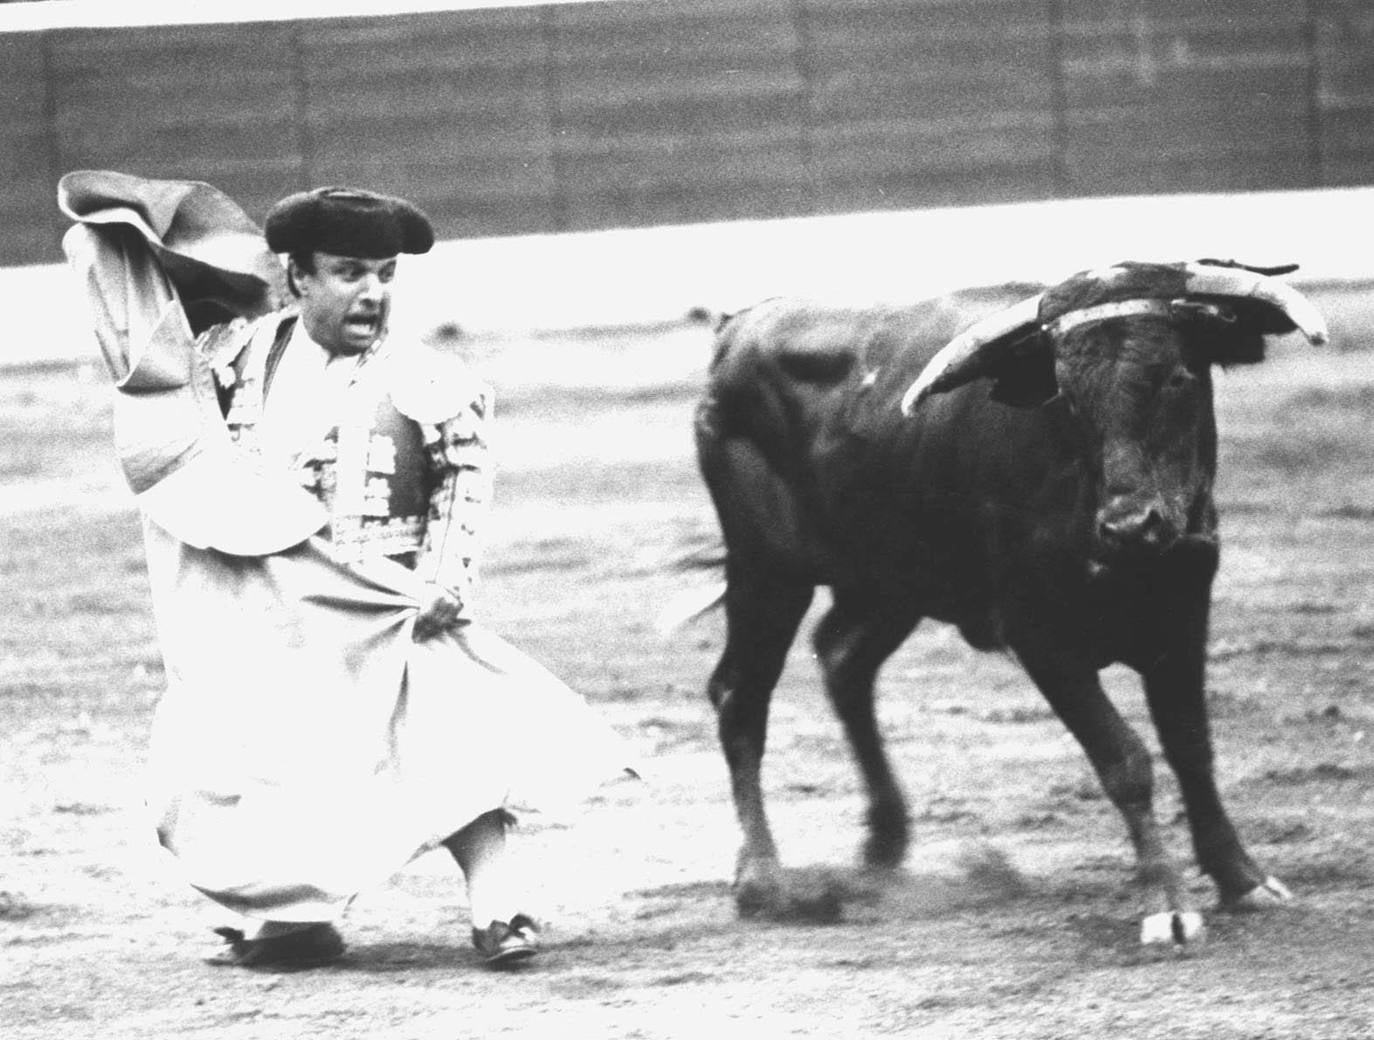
200;311;492;614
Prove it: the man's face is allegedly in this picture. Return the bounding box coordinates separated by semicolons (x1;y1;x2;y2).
293;252;397;355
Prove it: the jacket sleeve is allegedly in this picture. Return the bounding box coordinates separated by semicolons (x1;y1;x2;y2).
413;385;494;613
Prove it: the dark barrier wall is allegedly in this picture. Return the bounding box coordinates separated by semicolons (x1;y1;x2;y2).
3;0;1372;265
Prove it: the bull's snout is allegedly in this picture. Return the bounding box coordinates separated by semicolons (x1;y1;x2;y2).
1096;502;1177;555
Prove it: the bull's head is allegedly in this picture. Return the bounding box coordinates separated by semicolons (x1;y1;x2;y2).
900;260;1329;562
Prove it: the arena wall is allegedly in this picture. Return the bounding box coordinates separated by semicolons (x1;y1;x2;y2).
2;0;1372;265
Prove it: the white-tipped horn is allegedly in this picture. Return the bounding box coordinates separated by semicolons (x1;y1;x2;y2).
1183;263;1329;345
900;294;1042;415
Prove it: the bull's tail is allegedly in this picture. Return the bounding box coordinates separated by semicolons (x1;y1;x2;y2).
653;579;728;635
655;536;727;634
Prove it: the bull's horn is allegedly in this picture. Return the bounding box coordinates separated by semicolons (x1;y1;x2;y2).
900;294;1042;415
1183;263;1329;346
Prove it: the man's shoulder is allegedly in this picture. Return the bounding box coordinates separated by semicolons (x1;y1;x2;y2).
197;308;296;369
386;339;492;425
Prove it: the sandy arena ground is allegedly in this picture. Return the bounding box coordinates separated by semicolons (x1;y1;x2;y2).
2;212;1373;1037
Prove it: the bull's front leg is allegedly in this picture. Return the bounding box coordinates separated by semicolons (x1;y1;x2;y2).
1139;578;1291;912
1015;638;1203;945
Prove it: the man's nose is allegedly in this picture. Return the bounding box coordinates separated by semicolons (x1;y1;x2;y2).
357;273;385;300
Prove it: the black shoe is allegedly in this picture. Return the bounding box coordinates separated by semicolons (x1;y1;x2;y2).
207;922;346;970
471;914;540;967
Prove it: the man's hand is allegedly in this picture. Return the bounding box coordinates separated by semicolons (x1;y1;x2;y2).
413;584;464;641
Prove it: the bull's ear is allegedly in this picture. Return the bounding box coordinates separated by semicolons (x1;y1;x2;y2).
1177;297;1294;367
1213;312;1271;368
1228;297;1307;338
987;332;1057;407
1170;298;1264;367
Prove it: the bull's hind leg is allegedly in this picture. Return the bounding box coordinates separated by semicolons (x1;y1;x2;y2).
812;591;919;869
1014;641;1203;945
708;573;814;917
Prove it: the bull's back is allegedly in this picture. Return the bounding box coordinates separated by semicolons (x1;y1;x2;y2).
701;287;1038;446
697;287;1060;592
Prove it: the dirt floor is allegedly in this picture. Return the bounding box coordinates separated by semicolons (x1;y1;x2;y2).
2;287;1373;1039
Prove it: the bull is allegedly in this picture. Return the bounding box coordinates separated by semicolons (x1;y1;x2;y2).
692;260;1328;943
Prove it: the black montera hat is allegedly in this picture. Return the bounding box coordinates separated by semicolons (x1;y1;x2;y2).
265;186;435;258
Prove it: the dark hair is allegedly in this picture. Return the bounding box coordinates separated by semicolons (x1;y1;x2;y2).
286;251;317;297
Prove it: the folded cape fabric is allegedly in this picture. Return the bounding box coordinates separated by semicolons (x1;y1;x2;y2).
59;170;325;555
58;168;286;333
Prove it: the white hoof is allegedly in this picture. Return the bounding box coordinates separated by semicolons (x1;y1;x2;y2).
1234;875;1293;909
1140;910;1205;946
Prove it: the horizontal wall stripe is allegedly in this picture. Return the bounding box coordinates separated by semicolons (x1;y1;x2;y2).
2;0;1370;266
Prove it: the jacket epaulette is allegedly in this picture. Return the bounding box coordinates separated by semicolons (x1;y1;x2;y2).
388;345;492;427
197;314;260;367
198;310;298;394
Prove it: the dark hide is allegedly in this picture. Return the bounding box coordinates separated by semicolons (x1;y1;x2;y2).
695;264;1313;933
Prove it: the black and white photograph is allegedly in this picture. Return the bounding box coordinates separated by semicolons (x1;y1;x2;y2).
2;1;1371;1036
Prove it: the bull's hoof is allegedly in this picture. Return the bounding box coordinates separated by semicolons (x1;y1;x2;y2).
861;808;909;870
734;856;784;919
777;887;843;924
735;883;843;924
1139;910;1205;946
1228;875;1293;911
734;867;844;924
862;833;908;871
734;878;782;919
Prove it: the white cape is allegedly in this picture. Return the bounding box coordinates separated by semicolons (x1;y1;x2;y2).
143;525;633;922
